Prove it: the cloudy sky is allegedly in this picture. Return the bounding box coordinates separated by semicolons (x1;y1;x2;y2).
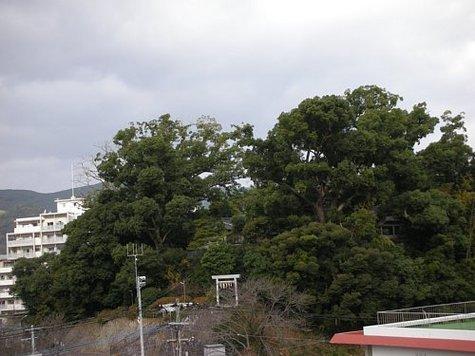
1;0;474;192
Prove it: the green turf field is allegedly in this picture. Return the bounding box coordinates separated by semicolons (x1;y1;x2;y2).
416;319;475;330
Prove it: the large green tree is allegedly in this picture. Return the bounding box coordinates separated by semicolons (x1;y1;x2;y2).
13;86;474;334
14;115;250;319
95;115;250;248
244;85;437;224
419;111;474;188
243;219;427;331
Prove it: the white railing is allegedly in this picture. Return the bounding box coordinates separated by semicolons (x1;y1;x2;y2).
7;238;35;247
0;267;13;274
42;224;64;231
10;252;36;259
0;292;13;299
42;236;67;244
377;301;475;325
13;223;40;231
0;280;15;287
0;304;26;312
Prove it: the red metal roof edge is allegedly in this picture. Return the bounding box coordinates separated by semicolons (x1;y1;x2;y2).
330;330;475;353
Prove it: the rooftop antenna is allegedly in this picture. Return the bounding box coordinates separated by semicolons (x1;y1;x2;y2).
71;162;75;199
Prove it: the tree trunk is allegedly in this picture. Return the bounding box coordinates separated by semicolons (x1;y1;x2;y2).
314;185;326;223
314;201;325;223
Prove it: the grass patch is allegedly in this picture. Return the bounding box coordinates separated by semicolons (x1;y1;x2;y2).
417;319;475;330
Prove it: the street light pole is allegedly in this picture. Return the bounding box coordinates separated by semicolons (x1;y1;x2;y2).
134;255;145;356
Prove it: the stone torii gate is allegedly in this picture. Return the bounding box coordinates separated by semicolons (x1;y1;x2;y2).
211;274;240;307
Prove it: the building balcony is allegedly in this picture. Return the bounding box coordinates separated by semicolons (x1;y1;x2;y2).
7;238;35;247
0;279;15;287
42;224;63;232
0;292;14;299
0;267;13;274
0;303;26;312
41;224;64;232
42;236;67;244
8;252;39;260
13;225;41;234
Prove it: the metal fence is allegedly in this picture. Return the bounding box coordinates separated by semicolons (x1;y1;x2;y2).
377;301;475;325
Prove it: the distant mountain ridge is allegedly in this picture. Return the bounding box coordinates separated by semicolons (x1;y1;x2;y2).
0;184;100;254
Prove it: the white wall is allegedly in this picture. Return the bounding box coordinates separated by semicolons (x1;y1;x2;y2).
55;198;84;216
371;345;474;356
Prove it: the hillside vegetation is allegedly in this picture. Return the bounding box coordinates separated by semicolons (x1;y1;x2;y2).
12;86;474;345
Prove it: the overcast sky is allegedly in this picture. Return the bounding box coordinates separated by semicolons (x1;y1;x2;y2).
0;0;474;192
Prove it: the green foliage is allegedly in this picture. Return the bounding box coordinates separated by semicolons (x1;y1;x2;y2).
141;287;160;308
200;242;237;276
244;86;437;224
94;114;249;249
189;217;227;250
238;185;312;241
419;111;474;188
344;209;378;242
320;245;427;331
12;86;475;336
391;189;468;257
242;221;429;332
12;255;56;322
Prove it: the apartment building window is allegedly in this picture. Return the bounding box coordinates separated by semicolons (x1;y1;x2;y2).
47;222;54;226
35;246;40;251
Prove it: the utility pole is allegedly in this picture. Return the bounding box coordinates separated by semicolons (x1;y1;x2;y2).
176;302;182;356
21;325;38;355
180;281;186;303
31;325;35;356
167;301;191;356
127;244;145;356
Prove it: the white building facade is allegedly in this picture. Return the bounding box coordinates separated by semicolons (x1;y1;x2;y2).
0;196;85;315
0;257;18;314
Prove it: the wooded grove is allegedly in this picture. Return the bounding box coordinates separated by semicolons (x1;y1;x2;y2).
13;85;475;334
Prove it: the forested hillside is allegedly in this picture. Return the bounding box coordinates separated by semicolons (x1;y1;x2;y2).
13;86;474;340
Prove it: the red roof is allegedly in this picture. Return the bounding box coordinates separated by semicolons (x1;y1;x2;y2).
330;330;475;353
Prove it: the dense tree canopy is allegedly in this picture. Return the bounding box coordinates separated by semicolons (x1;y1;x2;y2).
13;86;474;333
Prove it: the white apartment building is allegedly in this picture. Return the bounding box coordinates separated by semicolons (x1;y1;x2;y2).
0;196;85;315
0;257;19;314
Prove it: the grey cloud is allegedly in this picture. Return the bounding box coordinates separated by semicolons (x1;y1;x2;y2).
1;0;474;192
